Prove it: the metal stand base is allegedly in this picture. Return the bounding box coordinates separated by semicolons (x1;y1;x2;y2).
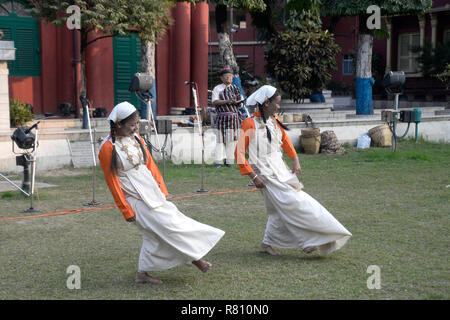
22;207;42;213
84;201;103;207
247;181;255;187
195;189;209;194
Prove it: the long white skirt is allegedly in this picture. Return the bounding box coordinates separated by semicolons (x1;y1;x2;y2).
126;196;225;272
260;175;351;256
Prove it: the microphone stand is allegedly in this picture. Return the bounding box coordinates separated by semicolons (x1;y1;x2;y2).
187;82;209;193
81;96;102;207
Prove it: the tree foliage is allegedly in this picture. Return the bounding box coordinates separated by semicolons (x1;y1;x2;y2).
211;0;265;10
320;0;432;17
28;0;174;48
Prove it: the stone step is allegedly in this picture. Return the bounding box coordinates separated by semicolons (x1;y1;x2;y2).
435;109;450;115
27;118;110;131
68;140;99;168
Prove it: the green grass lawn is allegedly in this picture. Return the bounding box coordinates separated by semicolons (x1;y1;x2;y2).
0;139;448;300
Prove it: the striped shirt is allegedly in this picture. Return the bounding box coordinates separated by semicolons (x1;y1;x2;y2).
212;83;243;143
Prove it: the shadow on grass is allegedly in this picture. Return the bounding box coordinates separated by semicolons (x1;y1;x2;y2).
217;248;328;266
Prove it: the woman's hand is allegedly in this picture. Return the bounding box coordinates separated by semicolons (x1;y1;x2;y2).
291;157;302;174
253;176;266;189
250;173;265;189
126;216;136;222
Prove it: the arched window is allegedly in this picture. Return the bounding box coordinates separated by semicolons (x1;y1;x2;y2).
0;0;40;76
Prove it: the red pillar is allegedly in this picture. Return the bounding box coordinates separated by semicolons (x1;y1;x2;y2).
85;32;115;111
191;1;209;108
156;31;171;116
40;22;58;114
172;2;191;111
57;26;75;111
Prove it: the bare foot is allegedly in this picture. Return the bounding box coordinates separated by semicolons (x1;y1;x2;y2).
192;259;212;273
135;272;163;284
302;246;317;254
259;243;280;256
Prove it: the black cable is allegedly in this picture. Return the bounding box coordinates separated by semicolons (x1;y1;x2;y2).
388;121;411;139
144;133;169;154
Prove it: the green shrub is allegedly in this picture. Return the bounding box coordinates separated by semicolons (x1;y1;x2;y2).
412;40;450;79
436;63;450;90
267;13;340;103
9;98;33;127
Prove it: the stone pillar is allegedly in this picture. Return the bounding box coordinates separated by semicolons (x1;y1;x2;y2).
385;17;392;74
418;15;425;48
430;13;437;49
418;15;426;76
0;62;10;133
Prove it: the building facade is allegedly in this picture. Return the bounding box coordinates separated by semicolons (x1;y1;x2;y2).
1;0;449;122
0;0;210;118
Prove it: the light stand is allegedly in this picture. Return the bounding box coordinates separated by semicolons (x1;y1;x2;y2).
10;122;42;213
130;73;162;154
130;73;171;193
22;144;39;213
185;81;209;194
80;95;102;207
382;71;407;152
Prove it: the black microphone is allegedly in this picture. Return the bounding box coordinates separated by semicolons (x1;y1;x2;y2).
79;95;89;107
25;121;40;134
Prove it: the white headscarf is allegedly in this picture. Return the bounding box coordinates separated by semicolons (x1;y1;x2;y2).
107;102;137;123
246;85;277;106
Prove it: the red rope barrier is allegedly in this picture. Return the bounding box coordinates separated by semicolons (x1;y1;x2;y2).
0;188;258;222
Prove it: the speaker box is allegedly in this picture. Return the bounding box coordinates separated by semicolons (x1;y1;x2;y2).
156;120;172;134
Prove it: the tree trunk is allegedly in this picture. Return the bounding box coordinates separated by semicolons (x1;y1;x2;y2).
355;20;375;115
215;5;247;101
218;32;239;75
140;40;156;119
215;5;238;74
141;41;155;78
356;33;373;79
80;50;86;97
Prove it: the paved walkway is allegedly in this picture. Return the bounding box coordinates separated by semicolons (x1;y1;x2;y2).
0;179;57;193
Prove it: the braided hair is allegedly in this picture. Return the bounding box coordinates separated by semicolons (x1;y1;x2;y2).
258;90;289;143
109;111;147;174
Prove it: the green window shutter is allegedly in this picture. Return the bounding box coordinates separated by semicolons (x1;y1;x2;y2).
0;0;41;77
15;28;38;75
113;34;141;109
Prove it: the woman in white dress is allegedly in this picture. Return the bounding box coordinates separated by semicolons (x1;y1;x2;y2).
99;102;225;284
235;86;351;256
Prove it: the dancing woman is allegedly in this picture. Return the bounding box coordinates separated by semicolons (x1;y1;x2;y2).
235;86;351;256
99;102;225;284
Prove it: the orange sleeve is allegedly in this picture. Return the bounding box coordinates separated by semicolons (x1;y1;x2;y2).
275;115;297;159
235;118;256;176
98;139;135;221
138;135;169;197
